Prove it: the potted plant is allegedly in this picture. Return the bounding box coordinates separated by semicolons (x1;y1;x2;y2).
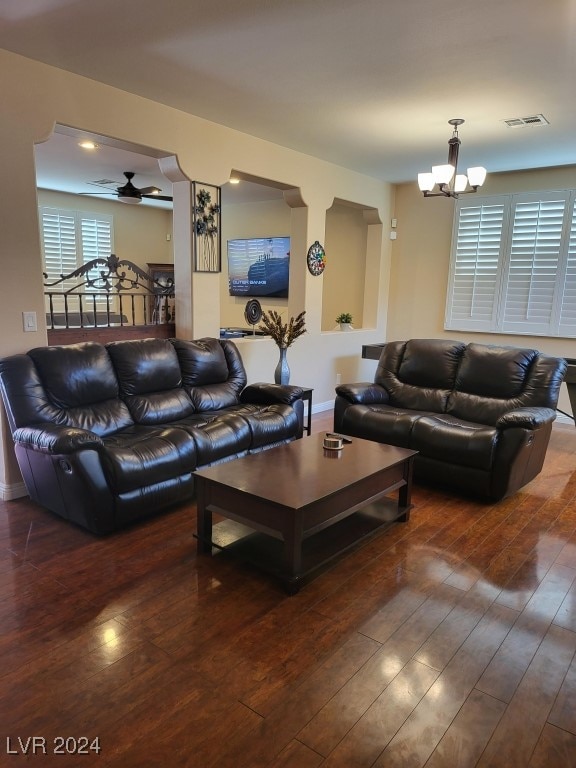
259;310;306;384
336;312;353;331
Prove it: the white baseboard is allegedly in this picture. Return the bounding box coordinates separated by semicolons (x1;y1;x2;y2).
0;481;28;501
312;399;335;414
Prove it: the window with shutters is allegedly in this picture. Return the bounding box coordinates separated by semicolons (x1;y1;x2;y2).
40;207;114;308
445;190;576;338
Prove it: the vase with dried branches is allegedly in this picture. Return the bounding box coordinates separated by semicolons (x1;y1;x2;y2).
259;310;306;384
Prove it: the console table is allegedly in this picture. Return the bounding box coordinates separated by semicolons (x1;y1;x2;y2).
362;343;385;361
563;358;576;424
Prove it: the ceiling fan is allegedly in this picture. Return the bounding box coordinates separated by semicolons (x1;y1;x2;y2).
80;171;172;204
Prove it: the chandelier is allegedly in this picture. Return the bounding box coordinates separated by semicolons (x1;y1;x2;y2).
418;119;487;198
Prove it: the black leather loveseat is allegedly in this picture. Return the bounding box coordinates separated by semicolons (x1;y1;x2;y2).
0;337;304;534
334;339;567;501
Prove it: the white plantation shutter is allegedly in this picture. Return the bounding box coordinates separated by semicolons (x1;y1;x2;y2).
558;199;576;336
446;190;576;338
445;199;506;331
80;215;113;287
40;207;114;307
41;209;78;289
501;194;568;334
81;215;113;263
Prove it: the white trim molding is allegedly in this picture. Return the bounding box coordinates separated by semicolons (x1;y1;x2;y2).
0;481;28;501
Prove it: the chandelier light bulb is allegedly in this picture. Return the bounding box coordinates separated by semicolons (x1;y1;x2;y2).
467;166;487;187
418;172;435;192
454;174;468;193
432;164;455;185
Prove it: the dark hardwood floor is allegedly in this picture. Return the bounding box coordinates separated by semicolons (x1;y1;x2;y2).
1;411;576;766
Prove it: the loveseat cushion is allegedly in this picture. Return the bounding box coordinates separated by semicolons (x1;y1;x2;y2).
411;414;498;471
27;342;133;437
447;343;539;425
340;403;431;448
376;339;465;412
107;339;195;424
100;425;196;494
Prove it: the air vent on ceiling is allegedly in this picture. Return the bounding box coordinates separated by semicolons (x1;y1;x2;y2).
503;114;549;128
88;178;120;188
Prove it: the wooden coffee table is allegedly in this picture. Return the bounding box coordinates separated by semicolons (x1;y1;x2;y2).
194;433;416;593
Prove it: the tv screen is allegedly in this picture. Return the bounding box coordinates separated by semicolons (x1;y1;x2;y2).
227;237;290;298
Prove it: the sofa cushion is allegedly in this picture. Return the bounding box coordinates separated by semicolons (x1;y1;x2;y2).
173;338;247;411
107;338;195;424
411;414;499;471
27;342;133;437
107;338;182;395
100;425;196;494
187;384;240;412
29;342;119;408
172;337;229;385
123;390;195;426
177;412;252;465
224;403;300;448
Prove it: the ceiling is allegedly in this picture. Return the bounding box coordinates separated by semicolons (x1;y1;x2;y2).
4;0;576;200
33;131;284;209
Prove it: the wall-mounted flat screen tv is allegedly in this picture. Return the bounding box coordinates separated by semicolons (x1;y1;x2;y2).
227;236;290;298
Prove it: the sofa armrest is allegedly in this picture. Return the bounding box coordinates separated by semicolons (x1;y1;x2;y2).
13;424;104;454
240;382;306;405
496;407;557;430
335;382;390;405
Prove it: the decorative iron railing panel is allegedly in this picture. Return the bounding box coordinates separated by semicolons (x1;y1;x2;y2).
44;254;175;330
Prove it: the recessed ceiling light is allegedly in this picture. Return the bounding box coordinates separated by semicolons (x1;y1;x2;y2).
229;177;240;185
79;140;99;150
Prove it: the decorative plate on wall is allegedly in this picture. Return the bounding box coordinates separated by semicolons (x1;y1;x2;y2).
307;241;326;276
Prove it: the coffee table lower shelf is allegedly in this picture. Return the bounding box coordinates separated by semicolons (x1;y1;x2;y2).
196;499;407;594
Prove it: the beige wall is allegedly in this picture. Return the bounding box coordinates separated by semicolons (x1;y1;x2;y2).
0;48;392;496
390;165;576;414
221;197;371;333
322;203;368;331
220;198;292;328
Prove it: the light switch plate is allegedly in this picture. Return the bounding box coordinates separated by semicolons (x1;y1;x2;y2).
22;311;37;332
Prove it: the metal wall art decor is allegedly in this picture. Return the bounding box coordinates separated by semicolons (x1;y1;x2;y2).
307;240;326;276
244;298;263;332
193;181;221;272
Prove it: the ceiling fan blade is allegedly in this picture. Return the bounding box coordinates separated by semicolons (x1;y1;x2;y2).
79;192;117;196
139;186;161;195
142;194;173;201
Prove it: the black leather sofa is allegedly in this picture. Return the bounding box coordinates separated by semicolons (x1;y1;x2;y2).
0;337;304;534
334;339;567;501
